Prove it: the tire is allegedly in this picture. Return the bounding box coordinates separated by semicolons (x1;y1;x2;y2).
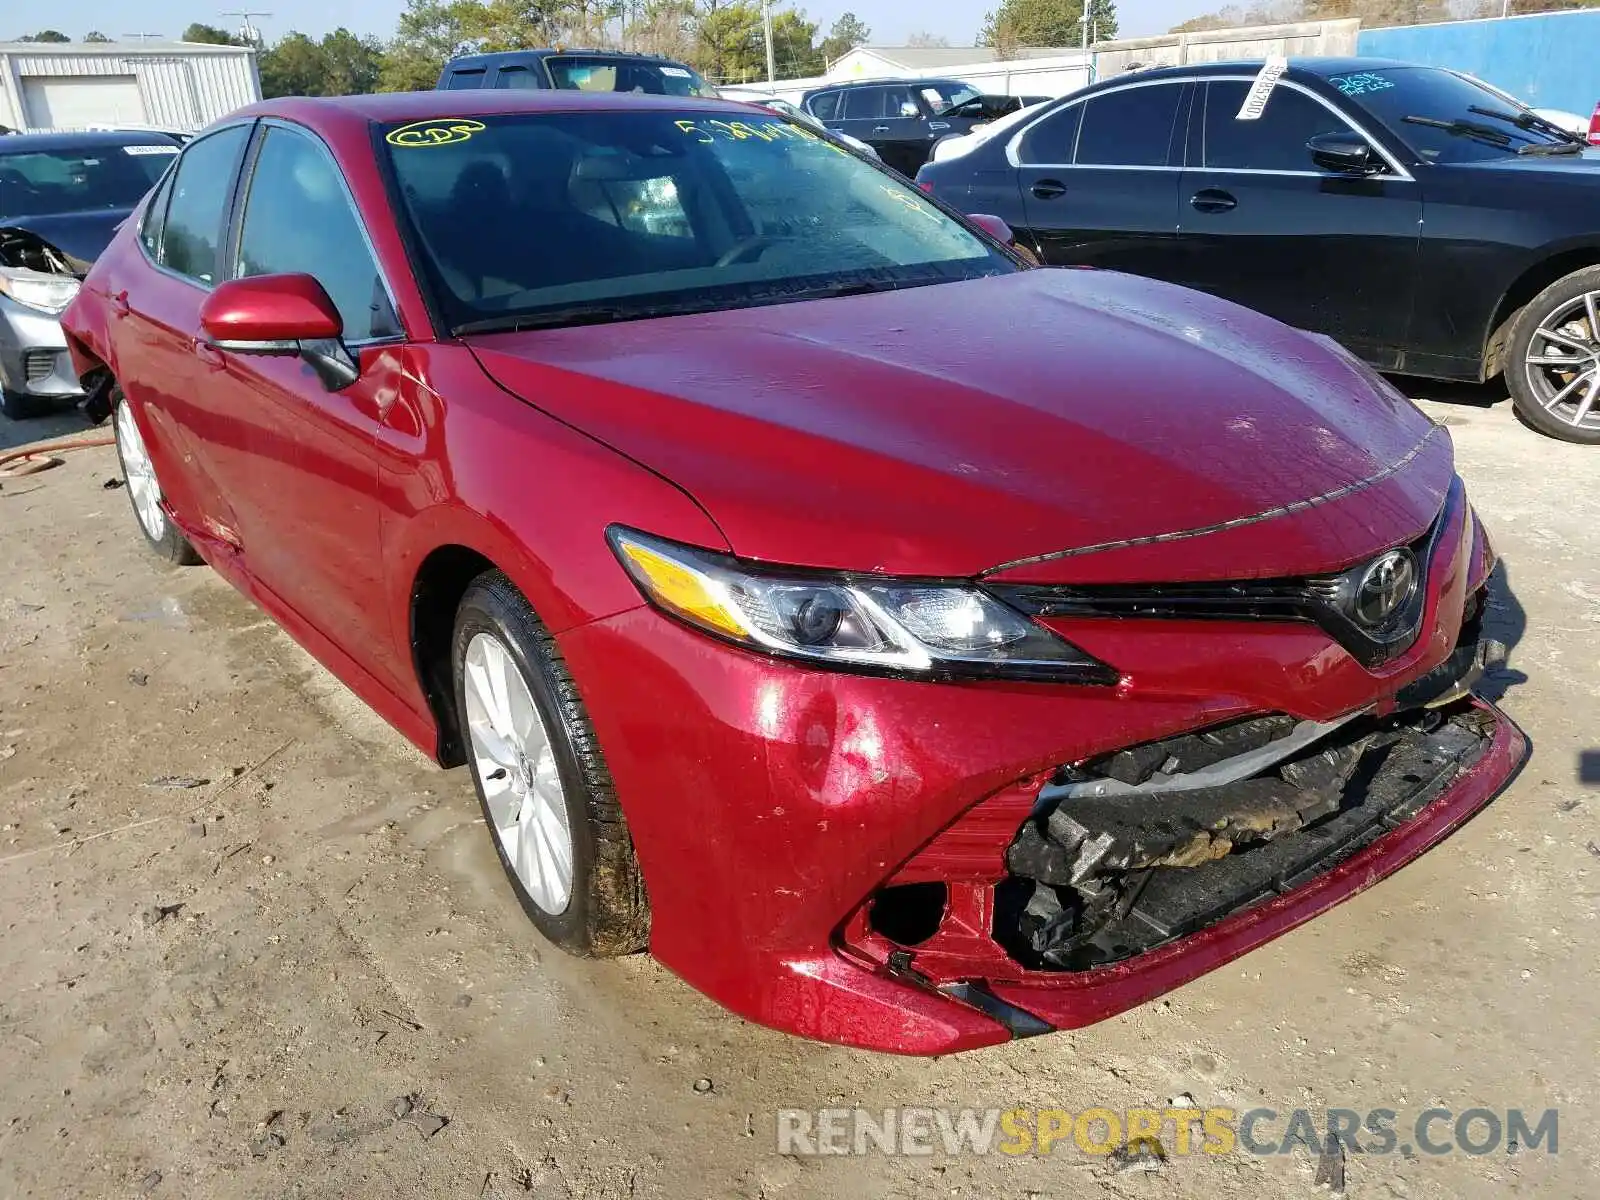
1505;265;1600;444
452;570;649;957
1;388;51;420
110;389;203;565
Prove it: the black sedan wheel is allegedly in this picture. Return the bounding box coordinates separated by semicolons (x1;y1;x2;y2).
1508;267;1600;444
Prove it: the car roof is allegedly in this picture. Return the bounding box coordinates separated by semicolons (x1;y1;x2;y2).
804;76;967;94
1086;56;1416;90
0;129;181;152
444;47;697;69
230;89;755;140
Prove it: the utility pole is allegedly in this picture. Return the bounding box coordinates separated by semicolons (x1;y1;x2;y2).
763;0;776;85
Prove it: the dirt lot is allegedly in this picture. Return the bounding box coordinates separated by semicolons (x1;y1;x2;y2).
0;386;1594;1200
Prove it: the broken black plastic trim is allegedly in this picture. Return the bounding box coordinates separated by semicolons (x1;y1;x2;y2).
0;226;91;278
998;702;1494;972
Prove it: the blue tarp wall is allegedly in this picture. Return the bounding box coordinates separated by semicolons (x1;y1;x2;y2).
1357;10;1600;115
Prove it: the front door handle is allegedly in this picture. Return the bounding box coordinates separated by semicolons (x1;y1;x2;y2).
1031;178;1067;200
873;125;893;133
1190;188;1237;214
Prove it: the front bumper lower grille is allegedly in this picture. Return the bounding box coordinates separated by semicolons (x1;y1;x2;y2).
998;701;1495;971
23;348;57;385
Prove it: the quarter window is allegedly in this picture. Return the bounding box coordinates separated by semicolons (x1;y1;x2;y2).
158;124;250;284
233;126;397;342
1075;84;1184;167
1018;103;1083;165
1203;80;1352;172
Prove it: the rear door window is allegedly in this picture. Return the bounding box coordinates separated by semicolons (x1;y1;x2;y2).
444;68;486;89
807;91;842;121
1075;83;1185;166
1202;80;1351;172
158;124;250;284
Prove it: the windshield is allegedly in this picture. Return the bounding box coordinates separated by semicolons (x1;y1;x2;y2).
0;142;175;220
917;81;982;114
382;110;1012;334
1328;66;1577;162
546;55;716;99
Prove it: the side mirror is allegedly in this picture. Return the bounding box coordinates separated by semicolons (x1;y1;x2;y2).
199;273;359;391
968;212;1016;244
1307;131;1379;175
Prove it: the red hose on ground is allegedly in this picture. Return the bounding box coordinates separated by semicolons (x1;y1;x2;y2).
0;433;114;478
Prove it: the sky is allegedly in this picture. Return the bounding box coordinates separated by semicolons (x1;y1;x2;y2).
29;1;1209;47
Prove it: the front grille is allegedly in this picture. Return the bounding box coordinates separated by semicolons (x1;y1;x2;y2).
990;478;1462;670
23;349;56;384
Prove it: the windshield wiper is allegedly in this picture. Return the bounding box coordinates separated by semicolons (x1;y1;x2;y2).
452;304;634;336
1467;103;1586;148
1400;114;1514;148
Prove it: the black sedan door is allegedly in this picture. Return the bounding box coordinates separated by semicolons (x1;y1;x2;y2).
1175;78;1423;365
1016;80;1189;276
832;83;931;176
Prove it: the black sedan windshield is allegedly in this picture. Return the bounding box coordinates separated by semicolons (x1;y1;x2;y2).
1328;66;1578;162
545;56;716;98
0;142;176;219
382;110;1013;334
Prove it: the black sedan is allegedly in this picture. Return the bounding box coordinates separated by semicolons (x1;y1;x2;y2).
917;58;1600;444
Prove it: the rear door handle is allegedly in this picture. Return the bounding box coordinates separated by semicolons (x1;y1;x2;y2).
1190;188;1237;213
873;125;893;133
193;340;226;371
1030;178;1067;200
110;290;130;317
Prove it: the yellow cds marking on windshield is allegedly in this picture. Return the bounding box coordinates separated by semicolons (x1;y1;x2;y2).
386;118;486;148
881;185;938;220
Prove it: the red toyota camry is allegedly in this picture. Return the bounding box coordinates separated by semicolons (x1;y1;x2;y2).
62;91;1525;1055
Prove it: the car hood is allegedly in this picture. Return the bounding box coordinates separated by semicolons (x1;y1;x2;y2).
1446;148;1600;177
468;269;1450;582
0;209;126;270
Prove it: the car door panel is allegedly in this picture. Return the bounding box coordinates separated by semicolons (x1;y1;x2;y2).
1017;82;1189;276
206;123;407;692
120;124;253;543
1175;79;1423;361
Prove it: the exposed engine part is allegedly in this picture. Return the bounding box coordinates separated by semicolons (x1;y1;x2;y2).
999;700;1497;972
0;226;89;277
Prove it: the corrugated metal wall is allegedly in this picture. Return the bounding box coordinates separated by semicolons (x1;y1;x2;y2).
0;45;260;132
1357;11;1600;115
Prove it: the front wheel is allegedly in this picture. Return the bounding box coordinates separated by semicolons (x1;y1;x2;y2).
1505;266;1600;444
111;390;203;565
452;570;649;956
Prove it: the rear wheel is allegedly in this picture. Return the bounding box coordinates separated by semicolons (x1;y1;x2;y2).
452;570;648;956
111;390;202;565
1505;266;1600;444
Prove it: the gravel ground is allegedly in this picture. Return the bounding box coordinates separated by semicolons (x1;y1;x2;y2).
0;386;1594;1199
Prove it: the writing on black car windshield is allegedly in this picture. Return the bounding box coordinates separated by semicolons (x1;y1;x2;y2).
382;110;1010;333
0;143;176;219
1328;65;1582;162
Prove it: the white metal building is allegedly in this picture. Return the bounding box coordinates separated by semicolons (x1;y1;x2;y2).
0;40;261;134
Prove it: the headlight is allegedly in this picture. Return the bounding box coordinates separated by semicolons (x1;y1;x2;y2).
608;527;1115;684
0;269;80;314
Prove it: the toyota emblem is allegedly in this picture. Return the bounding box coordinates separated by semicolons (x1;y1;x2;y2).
1353;549;1418;628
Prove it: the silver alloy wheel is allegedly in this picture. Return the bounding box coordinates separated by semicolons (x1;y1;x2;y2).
1523;291;1600;431
462;631;574;914
114;400;167;540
